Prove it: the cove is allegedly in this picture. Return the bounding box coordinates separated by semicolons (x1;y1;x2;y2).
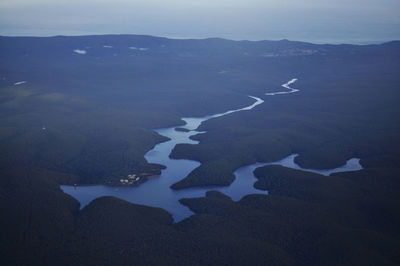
61;79;363;222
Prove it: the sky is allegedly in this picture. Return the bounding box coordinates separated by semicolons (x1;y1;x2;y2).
0;0;399;43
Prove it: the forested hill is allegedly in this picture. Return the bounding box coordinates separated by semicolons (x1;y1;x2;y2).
0;35;399;265
1;35;399;185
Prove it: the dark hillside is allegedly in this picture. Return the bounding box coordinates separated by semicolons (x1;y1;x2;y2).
170;42;400;188
0;35;399;265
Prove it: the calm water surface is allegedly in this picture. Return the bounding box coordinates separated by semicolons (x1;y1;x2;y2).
61;80;363;222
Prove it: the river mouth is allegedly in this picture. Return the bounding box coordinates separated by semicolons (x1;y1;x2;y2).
61;79;363;222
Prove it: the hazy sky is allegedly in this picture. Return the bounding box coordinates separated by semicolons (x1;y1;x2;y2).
0;0;399;43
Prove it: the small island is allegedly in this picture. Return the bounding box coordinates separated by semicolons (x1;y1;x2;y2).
175;127;191;132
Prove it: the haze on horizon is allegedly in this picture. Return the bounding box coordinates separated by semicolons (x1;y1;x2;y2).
0;0;399;44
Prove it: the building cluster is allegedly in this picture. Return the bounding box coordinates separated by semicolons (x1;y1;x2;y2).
119;174;141;185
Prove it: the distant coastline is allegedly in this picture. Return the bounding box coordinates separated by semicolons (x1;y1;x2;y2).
0;33;398;46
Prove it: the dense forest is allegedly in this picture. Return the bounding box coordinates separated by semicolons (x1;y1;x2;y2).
171;47;400;188
0;35;399;265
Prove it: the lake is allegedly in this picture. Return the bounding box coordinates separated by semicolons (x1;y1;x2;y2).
61;79;363;222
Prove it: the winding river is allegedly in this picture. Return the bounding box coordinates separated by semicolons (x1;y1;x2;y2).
61;79;363;222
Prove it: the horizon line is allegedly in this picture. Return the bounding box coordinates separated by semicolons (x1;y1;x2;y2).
1;33;398;46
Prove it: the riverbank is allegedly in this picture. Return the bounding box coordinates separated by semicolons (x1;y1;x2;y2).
61;79;363;221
